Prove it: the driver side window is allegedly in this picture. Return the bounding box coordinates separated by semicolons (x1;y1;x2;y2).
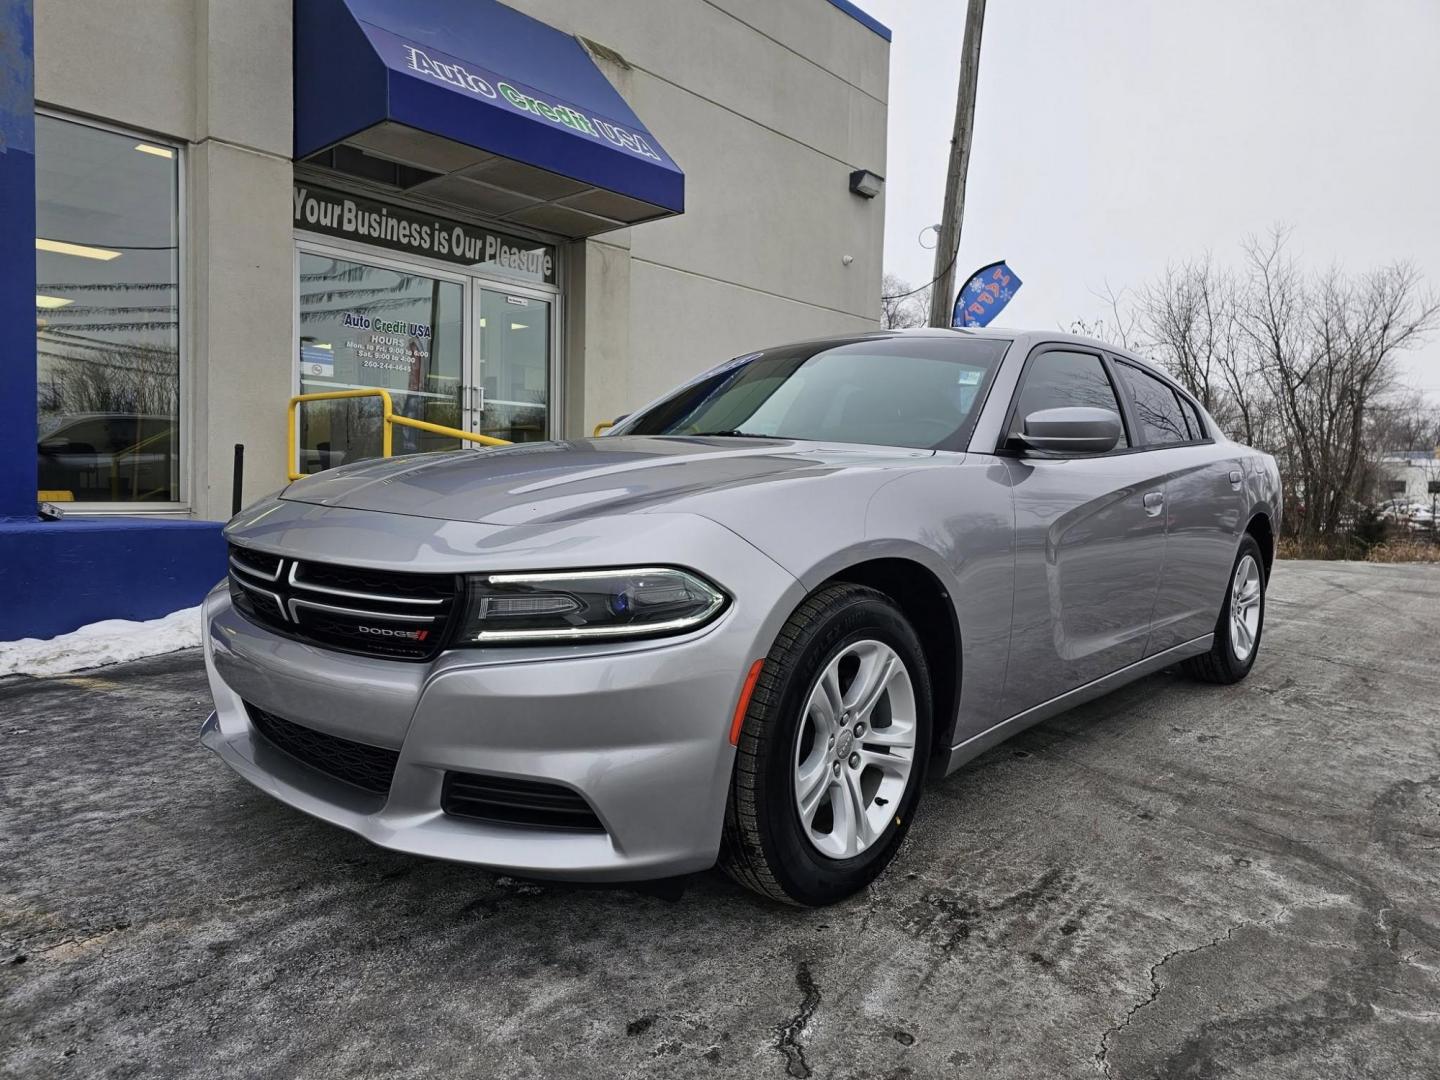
1008;350;1129;449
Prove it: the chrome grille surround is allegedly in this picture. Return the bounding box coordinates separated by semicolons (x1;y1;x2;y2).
227;543;460;660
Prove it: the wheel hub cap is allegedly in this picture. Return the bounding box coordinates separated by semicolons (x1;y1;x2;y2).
792;639;917;859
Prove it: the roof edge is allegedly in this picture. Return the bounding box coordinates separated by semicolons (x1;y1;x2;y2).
823;0;891;42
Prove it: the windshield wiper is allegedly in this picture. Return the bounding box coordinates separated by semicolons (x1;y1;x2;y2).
687;430;789;439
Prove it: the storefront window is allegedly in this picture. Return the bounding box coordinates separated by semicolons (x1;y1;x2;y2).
35;115;181;503
297;251;464;473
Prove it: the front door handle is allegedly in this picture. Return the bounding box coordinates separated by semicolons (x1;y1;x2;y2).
1143;491;1165;517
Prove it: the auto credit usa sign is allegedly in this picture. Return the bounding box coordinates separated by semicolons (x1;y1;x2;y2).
362;25;674;168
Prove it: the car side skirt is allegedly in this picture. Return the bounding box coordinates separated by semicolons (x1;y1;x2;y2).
943;634;1214;774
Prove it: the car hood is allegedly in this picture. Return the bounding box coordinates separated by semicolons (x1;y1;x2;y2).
279;436;933;526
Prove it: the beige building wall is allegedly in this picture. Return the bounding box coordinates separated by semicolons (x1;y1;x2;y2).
510;0;890;429
34;0;888;515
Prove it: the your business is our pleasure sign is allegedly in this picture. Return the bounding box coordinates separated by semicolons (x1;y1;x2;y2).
293;184;557;285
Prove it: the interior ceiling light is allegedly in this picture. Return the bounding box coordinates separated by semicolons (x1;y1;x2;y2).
36;238;121;261
35;294;74;309
134;143;175;159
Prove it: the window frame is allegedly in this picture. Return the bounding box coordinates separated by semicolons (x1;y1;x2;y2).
997;342;1134;456
1107;355;1215;451
34;107;188;514
291;233;565;457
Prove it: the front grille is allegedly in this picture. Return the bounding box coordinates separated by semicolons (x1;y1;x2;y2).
441;771;605;832
246;703;399;795
228;544;462;661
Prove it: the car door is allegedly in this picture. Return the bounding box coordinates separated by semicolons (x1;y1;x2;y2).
1110;360;1248;654
998;346;1169;719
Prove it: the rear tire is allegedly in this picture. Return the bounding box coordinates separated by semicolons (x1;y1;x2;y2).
1182;534;1266;685
720;584;932;906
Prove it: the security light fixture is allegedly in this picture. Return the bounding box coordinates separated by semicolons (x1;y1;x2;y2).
848;169;884;199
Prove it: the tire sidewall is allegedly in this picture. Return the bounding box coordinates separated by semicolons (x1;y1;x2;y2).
757;592;932;905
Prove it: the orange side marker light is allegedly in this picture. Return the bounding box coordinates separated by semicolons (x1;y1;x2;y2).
728;660;765;745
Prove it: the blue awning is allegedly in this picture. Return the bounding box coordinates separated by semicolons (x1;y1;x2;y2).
295;0;684;236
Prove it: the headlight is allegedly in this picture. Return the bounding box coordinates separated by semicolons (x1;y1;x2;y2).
457;567;728;644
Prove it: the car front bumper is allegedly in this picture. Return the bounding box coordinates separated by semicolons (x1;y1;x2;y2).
200;508;803;882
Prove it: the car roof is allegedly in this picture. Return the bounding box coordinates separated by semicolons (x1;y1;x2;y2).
764;326;1167;376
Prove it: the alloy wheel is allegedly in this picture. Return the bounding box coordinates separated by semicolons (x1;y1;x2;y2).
1229;554;1263;662
792;639;917;859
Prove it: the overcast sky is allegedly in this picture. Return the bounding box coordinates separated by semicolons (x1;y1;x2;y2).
860;0;1440;397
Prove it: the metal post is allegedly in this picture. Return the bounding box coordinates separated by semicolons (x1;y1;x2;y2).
0;0;37;518
927;0;988;328
231;444;245;517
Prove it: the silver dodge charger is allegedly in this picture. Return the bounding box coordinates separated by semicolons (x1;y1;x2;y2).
204;328;1280;905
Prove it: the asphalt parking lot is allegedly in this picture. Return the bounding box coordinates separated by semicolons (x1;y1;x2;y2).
3;559;1438;1079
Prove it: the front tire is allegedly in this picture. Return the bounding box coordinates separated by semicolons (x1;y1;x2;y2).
1182;534;1266;685
721;584;932;906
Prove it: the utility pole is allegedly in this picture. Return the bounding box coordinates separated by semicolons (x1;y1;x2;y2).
927;0;987;327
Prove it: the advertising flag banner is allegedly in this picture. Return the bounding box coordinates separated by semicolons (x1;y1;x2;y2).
952;260;1022;328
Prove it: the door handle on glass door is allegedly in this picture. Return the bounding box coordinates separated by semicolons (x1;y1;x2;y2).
1143;491;1165;517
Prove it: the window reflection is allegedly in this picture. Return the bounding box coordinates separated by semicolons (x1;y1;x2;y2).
1116;364;1189;446
477;290;550;443
35;115;180;502
296;253;463;473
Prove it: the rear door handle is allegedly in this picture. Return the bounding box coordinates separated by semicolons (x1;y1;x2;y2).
1228;469;1244;487
1143;491;1165;517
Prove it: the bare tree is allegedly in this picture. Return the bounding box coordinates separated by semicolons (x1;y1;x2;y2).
1371;390;1440;453
1131;255;1270;447
1078;227;1439;540
881;273;931;330
1241;231;1439;534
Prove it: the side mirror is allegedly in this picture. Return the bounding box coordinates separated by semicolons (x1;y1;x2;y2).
1017;407;1121;455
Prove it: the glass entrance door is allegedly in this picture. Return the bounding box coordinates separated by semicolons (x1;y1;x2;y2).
472;288;552;443
296;249;464;473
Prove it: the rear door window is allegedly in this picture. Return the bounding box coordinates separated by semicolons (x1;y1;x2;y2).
1115;362;1190;446
1179;397;1207;441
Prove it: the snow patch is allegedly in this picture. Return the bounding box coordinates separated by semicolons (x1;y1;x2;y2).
0;606;203;678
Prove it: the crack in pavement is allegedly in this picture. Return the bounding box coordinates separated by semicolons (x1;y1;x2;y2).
775;961;821;1078
1094;914;1288;1078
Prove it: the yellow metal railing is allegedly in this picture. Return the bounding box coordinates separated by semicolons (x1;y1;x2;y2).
287;388;510;481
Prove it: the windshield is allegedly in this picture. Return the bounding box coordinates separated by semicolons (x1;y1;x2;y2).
612;336;1011;450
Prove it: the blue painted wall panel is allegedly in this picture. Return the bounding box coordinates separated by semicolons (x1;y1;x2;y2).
0;519;227;641
0;0;36;519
